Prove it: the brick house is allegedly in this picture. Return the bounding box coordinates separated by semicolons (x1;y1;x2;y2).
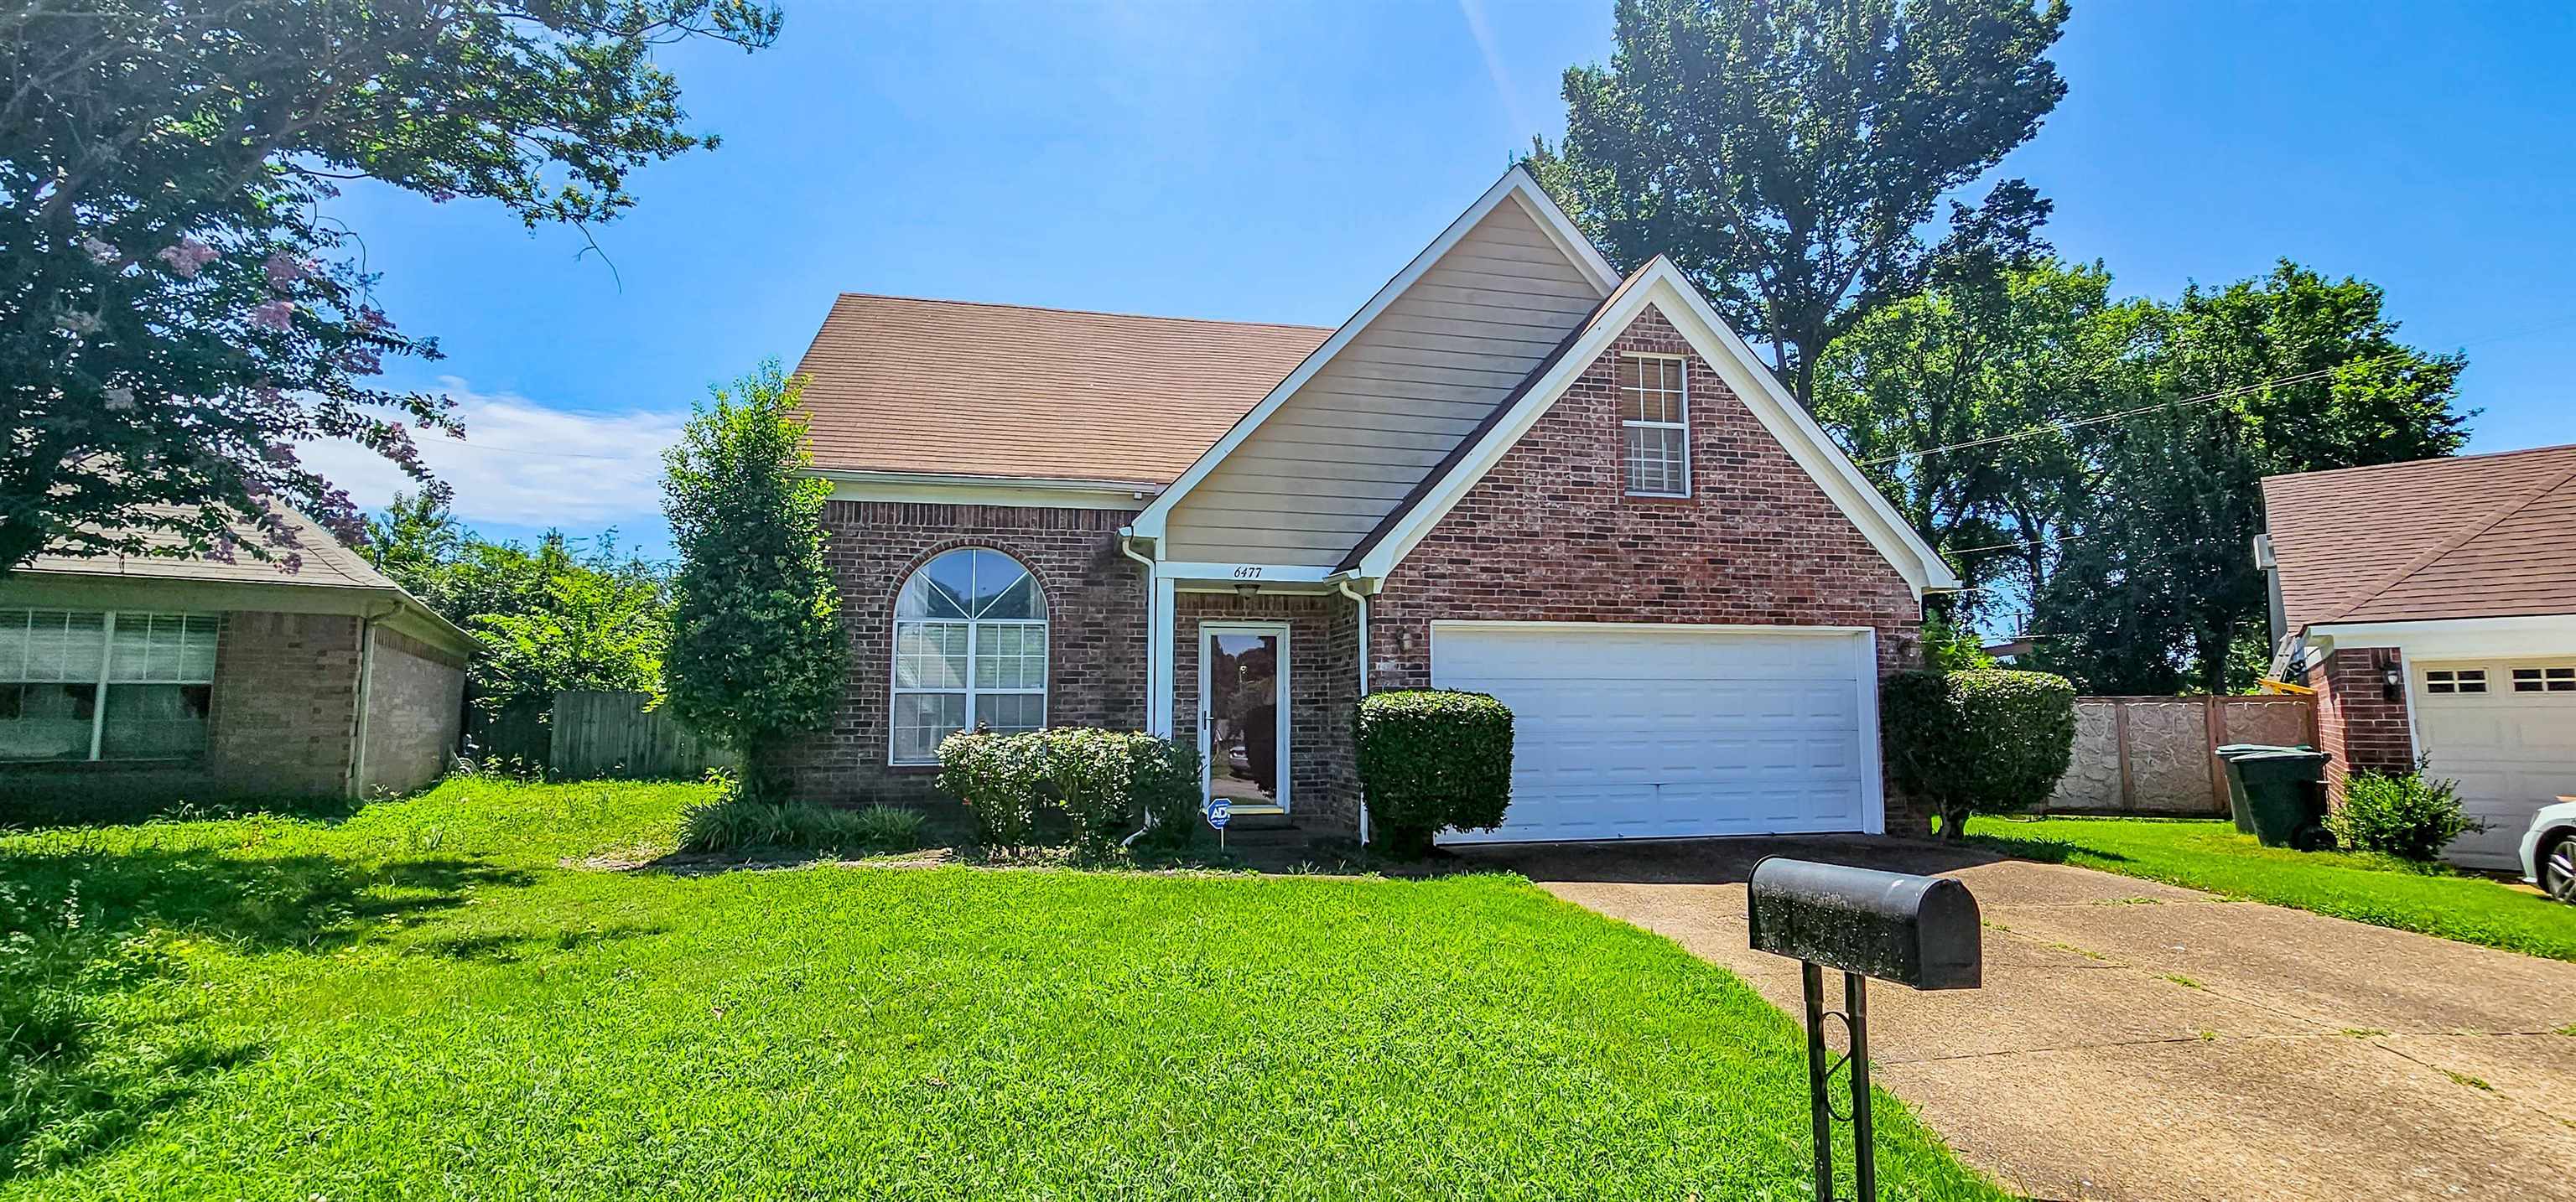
0;505;475;806
783;169;1958;843
2260;443;2576;867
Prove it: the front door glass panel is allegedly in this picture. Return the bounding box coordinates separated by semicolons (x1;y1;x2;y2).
1208;632;1281;805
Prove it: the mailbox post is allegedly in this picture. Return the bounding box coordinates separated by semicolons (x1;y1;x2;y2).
1747;857;1981;1201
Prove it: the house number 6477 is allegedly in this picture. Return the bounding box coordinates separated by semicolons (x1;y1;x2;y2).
1232;567;1263;578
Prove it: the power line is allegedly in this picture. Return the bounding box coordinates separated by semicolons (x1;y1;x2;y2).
1857;356;2402;467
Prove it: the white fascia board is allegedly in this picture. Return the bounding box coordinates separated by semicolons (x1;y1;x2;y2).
1356;265;1957;598
1154;561;1342;584
2308;614;2576;660
1131;166;1615;539
809;468;1158;510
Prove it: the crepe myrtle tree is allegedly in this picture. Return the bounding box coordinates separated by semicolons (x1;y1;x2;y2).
662;362;846;800
0;0;782;574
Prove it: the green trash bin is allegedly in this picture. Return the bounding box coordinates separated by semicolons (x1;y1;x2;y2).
2213;744;2331;850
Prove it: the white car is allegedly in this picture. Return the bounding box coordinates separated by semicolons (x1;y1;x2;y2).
2521;800;2576;903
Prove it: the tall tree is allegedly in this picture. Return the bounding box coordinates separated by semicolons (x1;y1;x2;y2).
1814;256;2152;624
662;362;845;800
2032;263;2470;693
1532;0;2071;403
1;0;782;574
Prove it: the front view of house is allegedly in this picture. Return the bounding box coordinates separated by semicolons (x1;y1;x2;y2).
779;169;1959;842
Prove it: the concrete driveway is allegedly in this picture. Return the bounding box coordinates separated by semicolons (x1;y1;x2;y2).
1456;836;2576;1202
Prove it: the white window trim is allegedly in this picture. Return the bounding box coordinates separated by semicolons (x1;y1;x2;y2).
885;557;1051;767
0;608;220;764
1618;351;1690;499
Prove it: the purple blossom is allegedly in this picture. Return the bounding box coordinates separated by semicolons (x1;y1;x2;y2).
334;344;383;376
80;237;121;265
250;299;295;331
154;238;217;279
262;253;312;291
260;443;300;466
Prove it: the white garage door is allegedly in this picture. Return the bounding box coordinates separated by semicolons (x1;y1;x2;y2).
1430;622;1879;844
2415;659;2576;869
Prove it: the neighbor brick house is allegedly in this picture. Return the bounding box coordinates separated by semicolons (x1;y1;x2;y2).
781;169;1959;843
2260;443;2576;866
0;506;474;805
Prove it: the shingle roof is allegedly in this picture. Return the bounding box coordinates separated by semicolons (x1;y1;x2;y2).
789;294;1332;486
2262;443;2576;631
23;503;402;591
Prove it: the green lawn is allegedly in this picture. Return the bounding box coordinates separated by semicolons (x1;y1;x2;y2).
2;780;2001;1199
1968;815;2576;962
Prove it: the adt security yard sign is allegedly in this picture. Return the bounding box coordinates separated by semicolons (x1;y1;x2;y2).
1206;799;1230;829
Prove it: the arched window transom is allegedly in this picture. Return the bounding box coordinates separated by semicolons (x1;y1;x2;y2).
891;548;1047;764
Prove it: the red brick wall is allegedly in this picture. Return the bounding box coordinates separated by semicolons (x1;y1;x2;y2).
360;626;467;795
2312;646;2415;801
1171;591;1362;835
183;611;364;796
787;500;1150;801
1368;304;1932;833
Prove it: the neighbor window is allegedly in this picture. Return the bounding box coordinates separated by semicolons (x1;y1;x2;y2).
2511;666;2576;693
1619;355;1689;496
889;549;1047;764
0;609;218;762
2424;668;2486;695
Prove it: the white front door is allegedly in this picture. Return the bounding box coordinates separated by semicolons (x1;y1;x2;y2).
1430;621;1882;844
2412;658;2576;868
1200;622;1291;815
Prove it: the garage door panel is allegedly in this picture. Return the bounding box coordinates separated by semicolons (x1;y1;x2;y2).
1431;624;1875;844
2414;658;2576;869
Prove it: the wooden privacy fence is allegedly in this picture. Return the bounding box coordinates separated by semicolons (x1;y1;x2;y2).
548;690;735;780
2040;694;2319;817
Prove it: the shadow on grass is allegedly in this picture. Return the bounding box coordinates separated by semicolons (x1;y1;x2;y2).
1959;827;2137;868
0;790;367;832
0;842;535;1180
416;923;671;964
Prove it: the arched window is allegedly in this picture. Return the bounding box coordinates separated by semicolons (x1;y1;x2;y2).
890;548;1048;764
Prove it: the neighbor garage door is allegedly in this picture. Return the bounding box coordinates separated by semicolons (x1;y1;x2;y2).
1430;622;1879;844
2414;658;2576;869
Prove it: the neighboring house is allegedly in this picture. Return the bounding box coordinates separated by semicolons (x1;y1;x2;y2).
782;168;1959;843
2260;443;2576;867
0;505;475;804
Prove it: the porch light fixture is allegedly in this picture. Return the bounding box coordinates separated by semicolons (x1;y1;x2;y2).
1234;583;1258;599
2381;666;2402;702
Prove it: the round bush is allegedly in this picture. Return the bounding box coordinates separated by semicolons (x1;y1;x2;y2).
1883;669;2076;839
1353;689;1514;857
2330;764;2480;862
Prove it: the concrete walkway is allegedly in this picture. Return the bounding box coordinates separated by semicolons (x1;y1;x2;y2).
1457;836;2576;1202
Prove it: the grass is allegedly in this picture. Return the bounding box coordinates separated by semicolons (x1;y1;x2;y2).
1967;815;2576;962
0;780;2003;1199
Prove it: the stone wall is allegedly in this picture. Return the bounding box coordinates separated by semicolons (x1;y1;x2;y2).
2043;694;2319;816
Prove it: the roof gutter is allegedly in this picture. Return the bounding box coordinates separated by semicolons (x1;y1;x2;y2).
345;596;401;799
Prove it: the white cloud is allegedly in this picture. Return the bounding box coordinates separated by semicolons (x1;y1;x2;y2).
301;377;685;528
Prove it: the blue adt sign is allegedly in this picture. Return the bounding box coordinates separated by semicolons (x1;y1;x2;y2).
1206;799;1231;830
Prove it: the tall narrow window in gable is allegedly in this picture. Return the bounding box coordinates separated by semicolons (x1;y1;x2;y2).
1619;355;1689;496
890;548;1047;764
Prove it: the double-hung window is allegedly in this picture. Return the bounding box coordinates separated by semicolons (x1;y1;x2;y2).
890;549;1048;764
1619;354;1690;496
0;609;219;762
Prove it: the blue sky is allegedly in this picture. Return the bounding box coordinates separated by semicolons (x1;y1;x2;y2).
305;1;2576;562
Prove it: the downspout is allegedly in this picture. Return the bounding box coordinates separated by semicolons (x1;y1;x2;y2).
1336;576;1371;847
1119;531;1158;848
345;598;400;799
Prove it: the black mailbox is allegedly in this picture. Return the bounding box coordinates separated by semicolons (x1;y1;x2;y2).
1747;858;1983;1200
1747;857;1981;990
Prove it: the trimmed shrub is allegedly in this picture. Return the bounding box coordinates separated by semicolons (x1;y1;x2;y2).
2332;762;2480;862
1126;734;1206;851
1353;690;1514;858
1883;669;2076;839
937;728;1201;853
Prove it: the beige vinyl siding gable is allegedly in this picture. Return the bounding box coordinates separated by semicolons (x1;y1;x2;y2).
1164;198;1607;565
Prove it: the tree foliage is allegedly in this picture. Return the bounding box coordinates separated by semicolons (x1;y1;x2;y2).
1;0;782;574
1883;668;2075;838
2029;264;2469;693
1532;0;2071;402
361;492;669;729
662;362;845;799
